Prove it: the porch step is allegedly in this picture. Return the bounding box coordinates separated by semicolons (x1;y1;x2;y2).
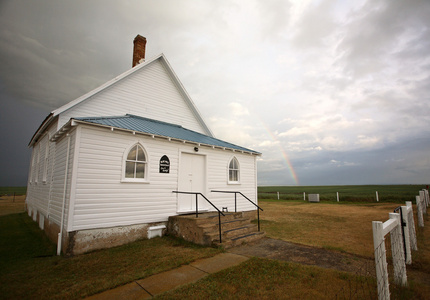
167;211;265;248
213;231;266;248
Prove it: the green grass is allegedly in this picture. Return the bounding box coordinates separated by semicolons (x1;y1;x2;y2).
0;186;26;196
258;184;426;203
0;213;222;299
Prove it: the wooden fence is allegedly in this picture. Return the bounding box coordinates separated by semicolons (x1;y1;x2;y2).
372;189;428;300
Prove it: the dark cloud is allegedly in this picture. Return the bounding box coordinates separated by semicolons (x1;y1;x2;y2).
0;0;429;187
338;0;430;78
0;92;48;186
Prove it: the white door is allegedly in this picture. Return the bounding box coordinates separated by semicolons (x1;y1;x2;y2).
177;153;207;212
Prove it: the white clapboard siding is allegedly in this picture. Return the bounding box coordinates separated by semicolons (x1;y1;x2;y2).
69;124;257;231
205;150;258;212
58;59;207;135
26;122;61;219
47;129;76;228
70;125;179;230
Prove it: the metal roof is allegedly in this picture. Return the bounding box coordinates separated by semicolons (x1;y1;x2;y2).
74;114;261;155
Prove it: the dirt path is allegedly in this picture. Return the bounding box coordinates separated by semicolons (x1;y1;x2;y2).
228;237;375;276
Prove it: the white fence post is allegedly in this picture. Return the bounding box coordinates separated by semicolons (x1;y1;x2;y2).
416;195;424;227
337;192;339;202
401;206;412;264
424;189;429;207
303;192;305;201
373;221;390;300
277;192;279;200
420;190;427;214
376;191;379;202
373;211;409;299
406;201;418;251
389;213;407;286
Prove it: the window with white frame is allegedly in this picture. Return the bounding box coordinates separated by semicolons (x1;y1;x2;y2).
228;157;240;183
125;144;147;180
42;140;49;183
35;143;40;183
30;150;36;183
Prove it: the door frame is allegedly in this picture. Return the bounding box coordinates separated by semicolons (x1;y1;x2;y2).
176;151;208;213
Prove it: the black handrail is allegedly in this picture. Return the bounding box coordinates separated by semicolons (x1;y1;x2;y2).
211;190;263;231
172;191;225;243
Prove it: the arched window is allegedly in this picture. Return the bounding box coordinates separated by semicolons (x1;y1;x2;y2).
228;157;240;183
125;144;147;179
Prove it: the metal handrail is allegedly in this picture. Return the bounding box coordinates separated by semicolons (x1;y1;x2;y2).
172;191;225;243
211;190;263;231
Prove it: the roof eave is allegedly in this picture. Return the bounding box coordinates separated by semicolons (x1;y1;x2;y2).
28;113;55;147
58;119;260;155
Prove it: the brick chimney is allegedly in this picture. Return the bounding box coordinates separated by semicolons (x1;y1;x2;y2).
132;35;147;67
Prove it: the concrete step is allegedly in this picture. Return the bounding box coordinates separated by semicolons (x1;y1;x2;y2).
205;224;258;242
200;217;251;232
171;212;242;225
167;211;263;248
213;231;265;248
223;224;258;239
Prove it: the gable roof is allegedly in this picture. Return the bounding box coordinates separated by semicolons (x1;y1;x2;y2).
54;114;260;155
29;53;213;147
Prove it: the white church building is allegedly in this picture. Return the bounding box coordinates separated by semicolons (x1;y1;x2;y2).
26;35;261;255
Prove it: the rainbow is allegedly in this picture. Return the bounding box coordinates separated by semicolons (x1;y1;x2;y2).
260;121;299;185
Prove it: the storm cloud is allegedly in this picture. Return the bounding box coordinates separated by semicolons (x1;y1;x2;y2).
0;0;429;186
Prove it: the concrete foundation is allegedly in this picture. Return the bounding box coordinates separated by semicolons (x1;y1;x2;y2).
26;205;167;255
69;222;166;255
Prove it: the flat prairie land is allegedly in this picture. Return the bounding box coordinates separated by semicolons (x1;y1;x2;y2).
0;195;26;216
258;200;400;257
258;184;426;203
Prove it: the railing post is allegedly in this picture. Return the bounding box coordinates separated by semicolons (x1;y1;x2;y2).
218;211;222;243
257;208;260;232
235;193;237;212
195;194;198;218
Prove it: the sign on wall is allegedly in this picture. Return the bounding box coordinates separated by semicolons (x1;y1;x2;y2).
159;155;170;173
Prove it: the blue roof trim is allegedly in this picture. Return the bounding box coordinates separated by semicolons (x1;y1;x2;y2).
74;114;261;154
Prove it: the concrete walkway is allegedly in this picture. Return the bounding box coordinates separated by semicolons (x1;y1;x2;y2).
85;253;249;299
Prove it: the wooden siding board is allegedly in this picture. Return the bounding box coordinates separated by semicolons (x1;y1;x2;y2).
70;125;257;231
26;122;61;219
58;60;207;134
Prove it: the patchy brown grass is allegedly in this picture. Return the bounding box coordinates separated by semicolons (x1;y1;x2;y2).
159;200;430;299
0;195;26;216
156;257;377;300
0;213;223;299
259;200;401;258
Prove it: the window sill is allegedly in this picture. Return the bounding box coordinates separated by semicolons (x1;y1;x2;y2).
121;179;150;184
228;181;241;185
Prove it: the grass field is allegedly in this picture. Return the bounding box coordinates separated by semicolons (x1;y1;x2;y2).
0;186;26;196
258;184;427;203
1;185;429;298
0;212;222;299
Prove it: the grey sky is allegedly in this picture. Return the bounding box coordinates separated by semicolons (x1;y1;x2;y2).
0;0;429;186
